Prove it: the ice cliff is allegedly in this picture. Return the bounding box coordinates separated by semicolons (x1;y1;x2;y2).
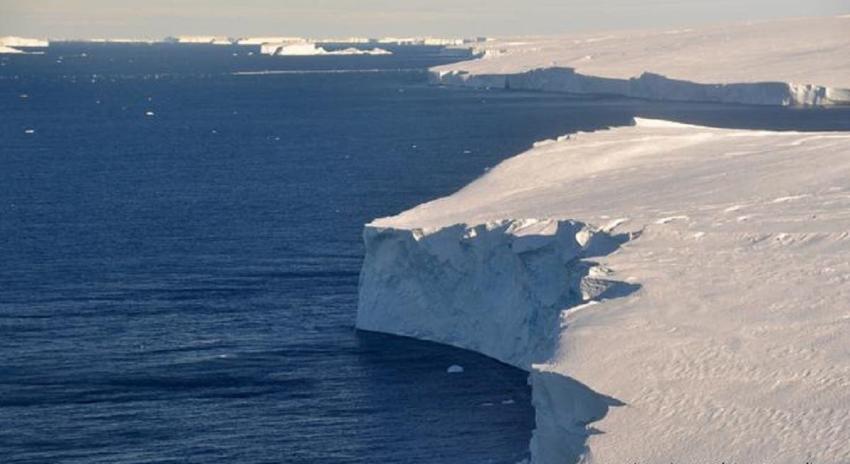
358;219;636;368
430;16;850;106
357;119;850;463
358;219;635;462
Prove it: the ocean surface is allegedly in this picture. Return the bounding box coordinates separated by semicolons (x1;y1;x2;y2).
2;43;850;464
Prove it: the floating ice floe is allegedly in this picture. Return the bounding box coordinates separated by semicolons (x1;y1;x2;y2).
446;364;464;374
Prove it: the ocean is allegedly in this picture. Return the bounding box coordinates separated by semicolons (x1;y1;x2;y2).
2;43;849;464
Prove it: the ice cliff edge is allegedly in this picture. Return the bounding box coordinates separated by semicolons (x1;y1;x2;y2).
430;16;850;106
357;218;637;463
356;118;850;463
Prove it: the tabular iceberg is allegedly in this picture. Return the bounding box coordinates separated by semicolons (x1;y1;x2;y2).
357;118;850;463
0;36;48;54
260;42;391;56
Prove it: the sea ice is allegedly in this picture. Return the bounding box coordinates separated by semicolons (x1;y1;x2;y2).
446;365;464;374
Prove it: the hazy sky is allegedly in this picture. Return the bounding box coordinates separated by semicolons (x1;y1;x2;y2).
1;0;848;39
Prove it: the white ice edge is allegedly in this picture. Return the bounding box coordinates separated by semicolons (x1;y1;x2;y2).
357;117;850;463
428;16;850;106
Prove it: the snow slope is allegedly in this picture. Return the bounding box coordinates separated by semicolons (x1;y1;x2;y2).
357;119;850;463
431;16;850;106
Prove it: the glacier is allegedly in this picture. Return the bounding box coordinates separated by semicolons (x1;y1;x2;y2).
430;16;850;106
357;118;850;463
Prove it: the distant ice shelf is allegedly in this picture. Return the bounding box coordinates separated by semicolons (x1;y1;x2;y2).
429;16;850;106
357;118;850;463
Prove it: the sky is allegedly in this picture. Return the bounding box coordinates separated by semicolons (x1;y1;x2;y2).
1;0;848;39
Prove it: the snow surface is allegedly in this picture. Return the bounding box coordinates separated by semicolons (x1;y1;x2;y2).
358;119;850;463
431;16;850;106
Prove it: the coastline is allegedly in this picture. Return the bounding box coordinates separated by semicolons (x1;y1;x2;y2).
429;16;850;106
357;118;850;462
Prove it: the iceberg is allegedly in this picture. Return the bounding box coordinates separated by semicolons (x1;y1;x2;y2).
431;16;850;106
172;35;233;45
358;119;850;463
0;36;48;54
0;36;49;48
261;42;391;56
0;45;25;54
330;47;392;56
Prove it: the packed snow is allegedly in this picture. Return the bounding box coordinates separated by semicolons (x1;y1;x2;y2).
431;16;850;106
358;118;850;463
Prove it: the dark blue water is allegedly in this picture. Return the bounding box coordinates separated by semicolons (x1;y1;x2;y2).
2;43;850;464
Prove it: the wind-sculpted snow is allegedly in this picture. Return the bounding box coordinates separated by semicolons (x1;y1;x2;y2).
358;119;850;463
431;16;850;106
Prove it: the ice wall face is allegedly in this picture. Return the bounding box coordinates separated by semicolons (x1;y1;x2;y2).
430;16;850;106
432;67;848;106
357;219;636;463
357;219;633;369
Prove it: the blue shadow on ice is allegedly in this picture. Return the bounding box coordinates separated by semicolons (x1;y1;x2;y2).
530;371;627;463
